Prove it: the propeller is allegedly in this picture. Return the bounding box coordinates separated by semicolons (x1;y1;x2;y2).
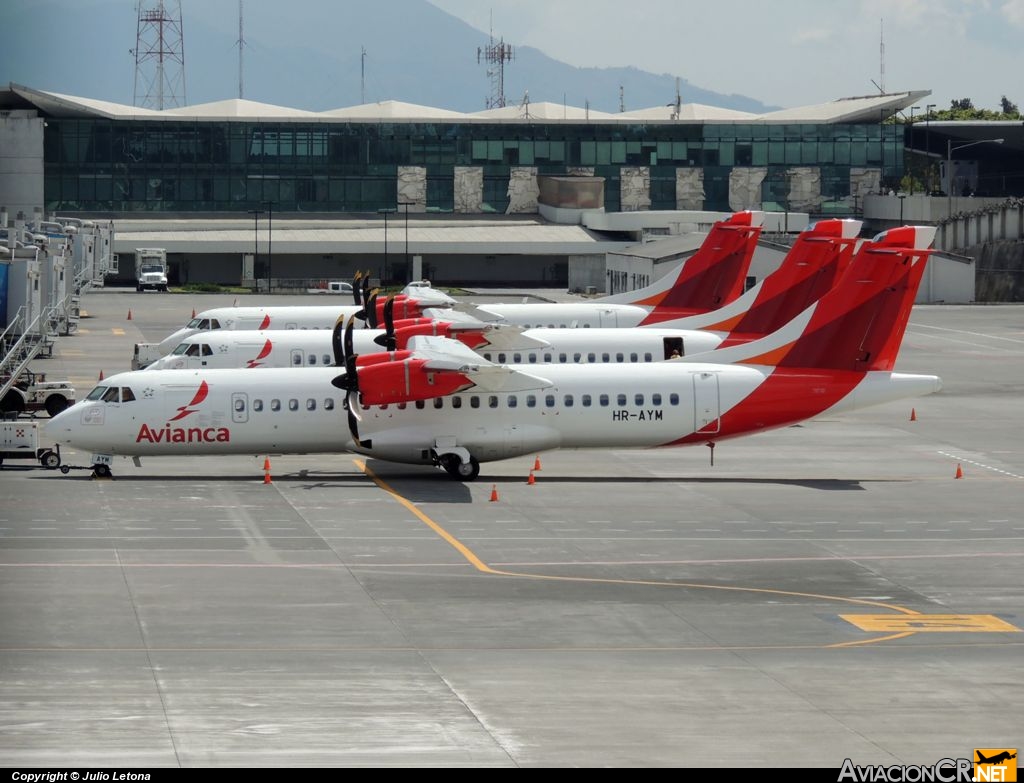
364;291;379;329
330;315;363;444
380;295;397;351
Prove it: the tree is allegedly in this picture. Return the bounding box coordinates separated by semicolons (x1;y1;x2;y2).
950;98;975;111
1000;95;1019;116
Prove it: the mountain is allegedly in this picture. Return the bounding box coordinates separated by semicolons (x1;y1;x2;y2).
0;0;778;114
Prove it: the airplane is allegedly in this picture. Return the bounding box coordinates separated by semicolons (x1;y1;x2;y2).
154;210;767;358
46;226;940;480
146;218;864;372
154;280;454;355
976;752;1016;765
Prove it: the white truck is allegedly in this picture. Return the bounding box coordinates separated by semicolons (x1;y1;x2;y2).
131;343;163;370
136;247;169;292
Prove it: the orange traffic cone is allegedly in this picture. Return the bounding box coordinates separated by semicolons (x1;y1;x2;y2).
533;455;542;471
955;463;964;479
263;457;271;472
527;470;536;485
191;308;196;318
126;309;132;320
263;470;272;484
910;408;917;421
489;484;499;502
97;369;104;381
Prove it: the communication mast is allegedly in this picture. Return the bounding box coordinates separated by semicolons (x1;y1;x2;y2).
237;0;244;100
132;0;186;110
477;20;513;109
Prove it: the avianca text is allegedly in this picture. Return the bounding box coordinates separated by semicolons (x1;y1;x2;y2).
136;424;231;443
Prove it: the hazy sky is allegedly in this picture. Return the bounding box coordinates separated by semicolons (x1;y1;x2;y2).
430;0;1023;111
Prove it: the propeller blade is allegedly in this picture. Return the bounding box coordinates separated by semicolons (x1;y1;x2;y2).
331;315;346;366
383;295;397;351
365;292;379;329
343;314;355;365
352;271;363;306
346;395;360;442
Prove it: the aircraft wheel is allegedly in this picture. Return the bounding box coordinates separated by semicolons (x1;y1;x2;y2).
60;465;71;475
440;454;480;481
92;464;112;478
45;395;69;417
39;450;61;470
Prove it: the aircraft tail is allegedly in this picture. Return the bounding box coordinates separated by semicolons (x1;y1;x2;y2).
698;226;935;372
604;211;764;314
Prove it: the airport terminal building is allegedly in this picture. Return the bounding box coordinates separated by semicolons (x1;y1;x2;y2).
1;83;1018;298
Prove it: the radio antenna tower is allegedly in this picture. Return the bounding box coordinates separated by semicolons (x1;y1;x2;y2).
477;16;513;109
132;0;187;110
237;0;245;99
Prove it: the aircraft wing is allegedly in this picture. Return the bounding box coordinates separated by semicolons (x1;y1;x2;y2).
405;336;553;391
456;323;550;350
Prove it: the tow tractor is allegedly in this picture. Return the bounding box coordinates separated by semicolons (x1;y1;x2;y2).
0;419;63;470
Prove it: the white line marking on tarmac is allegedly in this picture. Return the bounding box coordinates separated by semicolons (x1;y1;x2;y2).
937;450;1024;479
909;323;1024;345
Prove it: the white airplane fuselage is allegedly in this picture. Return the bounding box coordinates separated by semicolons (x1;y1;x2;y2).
146;327;723;371
47;365;940;468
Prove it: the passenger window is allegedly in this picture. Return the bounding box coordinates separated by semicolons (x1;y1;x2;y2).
308;355;317;365
573;353;581;362
513;353;522;363
324;398;334;410
587;353;596;363
288;399;299;411
617;394;627;406
564;394;574;407
234;398;245;412
398;402;407;410
644;352;652;362
670;393;680;405
452;397;462;409
582;394;592;407
635;393;644;406
415;400;425;409
652;393;662;406
483;353;492;361
470;396;480;408
526;395;536;408
292;354;302;366
434;398;444;409
489;396;499;408
559;353;567;363
306;399;316;411
253;399;264;412
545;394;555;407
121;388;136;402
528;354;537;364
323;355;331;365
508;395;518;408
599;394;609;406
543;354;553;363
616;352;624;362
102;387;120;403
498;353;506;363
602;353;610;362
271;399;281;412
629;353;638;363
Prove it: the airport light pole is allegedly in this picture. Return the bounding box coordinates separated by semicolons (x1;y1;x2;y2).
898;193;906;226
399;201;412;278
378;207;395;284
908;106;918;194
925;104;936;192
247;208;264;291
264;201;273;291
946;138;1003;219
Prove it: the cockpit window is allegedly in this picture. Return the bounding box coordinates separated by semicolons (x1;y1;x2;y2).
209;319;221;330
86;386;107;401
186;318;202;328
101;387;120;403
184;344;200;357
198;319;210;329
121;387;136;402
202;344;213;356
171;343;190;355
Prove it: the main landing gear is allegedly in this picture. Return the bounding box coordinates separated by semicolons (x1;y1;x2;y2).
91;463;112;478
438;452;480;481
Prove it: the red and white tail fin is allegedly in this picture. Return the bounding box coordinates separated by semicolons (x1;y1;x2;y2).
697;226;935;371
603;211;764;314
659;218;861;337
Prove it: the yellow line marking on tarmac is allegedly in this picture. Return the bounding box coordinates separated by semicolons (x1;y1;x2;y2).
841;614;1020;633
353;460;954;648
111;327;125;336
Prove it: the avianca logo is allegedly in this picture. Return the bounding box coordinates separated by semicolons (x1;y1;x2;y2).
168;381;209;422
246;339;273;368
136;424;230;443
259;314;271;329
